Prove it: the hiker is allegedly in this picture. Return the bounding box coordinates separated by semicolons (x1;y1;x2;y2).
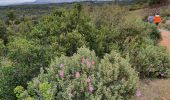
148;15;154;23
154;13;161;26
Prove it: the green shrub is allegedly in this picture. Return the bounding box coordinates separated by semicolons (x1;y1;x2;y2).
0;20;8;45
0;38;50;99
57;30;87;56
1;4;169;99
121;20;169;78
0;39;6;56
116;15;152;50
161;7;170;17
148;0;168;5
89;5;127;29
26;7;95;57
131;45;170;78
163;23;170;30
14;47;138;100
147;24;161;43
128;4;146;11
0;57;15;99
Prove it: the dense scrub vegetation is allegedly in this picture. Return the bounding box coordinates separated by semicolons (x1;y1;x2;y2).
0;3;170;100
14;47;138;99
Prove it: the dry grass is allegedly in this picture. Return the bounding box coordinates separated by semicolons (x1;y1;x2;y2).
133;79;170;100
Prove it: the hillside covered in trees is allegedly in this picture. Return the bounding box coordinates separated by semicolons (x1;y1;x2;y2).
1;0;170;99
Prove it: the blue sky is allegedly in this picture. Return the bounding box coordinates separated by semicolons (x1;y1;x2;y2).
0;0;36;5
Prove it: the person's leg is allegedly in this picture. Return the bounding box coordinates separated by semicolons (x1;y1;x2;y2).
156;23;160;29
156;23;159;26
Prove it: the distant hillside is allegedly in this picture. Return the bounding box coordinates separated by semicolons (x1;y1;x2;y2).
34;0;112;3
35;0;75;3
0;0;134;6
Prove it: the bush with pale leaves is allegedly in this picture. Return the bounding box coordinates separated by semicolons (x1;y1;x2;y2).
14;47;138;100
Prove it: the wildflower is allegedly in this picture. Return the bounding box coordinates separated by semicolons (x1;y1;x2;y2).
92;60;95;65
86;77;91;83
88;85;94;93
60;64;64;68
160;73;164;77
160;63;163;67
59;70;64;77
75;72;80;78
86;59;91;67
136;90;142;97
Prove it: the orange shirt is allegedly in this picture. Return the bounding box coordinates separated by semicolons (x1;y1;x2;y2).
154;15;161;23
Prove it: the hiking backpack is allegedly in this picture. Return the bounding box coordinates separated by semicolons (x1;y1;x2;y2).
148;16;154;23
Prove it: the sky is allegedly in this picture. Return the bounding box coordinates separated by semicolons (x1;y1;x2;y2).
0;0;36;5
0;0;113;6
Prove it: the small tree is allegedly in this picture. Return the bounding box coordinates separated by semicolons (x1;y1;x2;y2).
0;20;8;45
6;10;16;25
6;10;16;21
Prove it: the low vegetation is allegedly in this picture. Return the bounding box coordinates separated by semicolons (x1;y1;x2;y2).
0;2;170;100
14;47;138;99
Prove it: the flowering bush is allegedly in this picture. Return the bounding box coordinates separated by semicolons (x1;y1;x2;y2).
14;47;138;100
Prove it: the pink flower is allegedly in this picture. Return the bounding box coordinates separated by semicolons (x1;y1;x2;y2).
81;57;85;64
136;90;142;97
75;72;80;78
59;70;64;77
160;73;164;77
60;64;64;68
86;77;91;83
92;60;95;65
86;59;91;67
88;85;94;93
160;63;163;67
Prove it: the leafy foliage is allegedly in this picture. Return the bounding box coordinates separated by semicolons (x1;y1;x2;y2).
0;38;49;99
148;0;168;5
0;57;14;99
0;20;8;45
163;23;170;31
14;47;138;100
131;45;170;78
0;3;169;99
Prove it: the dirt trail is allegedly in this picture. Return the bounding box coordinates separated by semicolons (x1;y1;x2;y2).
134;29;170;100
160;29;170;55
134;79;170;100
